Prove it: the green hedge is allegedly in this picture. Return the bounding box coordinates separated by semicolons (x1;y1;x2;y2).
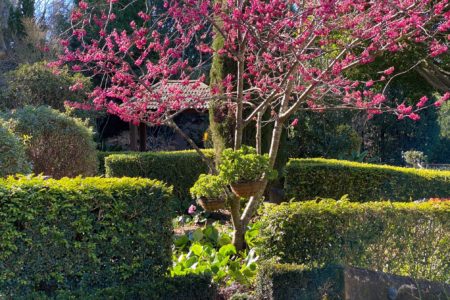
0;176;173;297
35;274;217;300
105;150;214;212
285;158;450;201
97;151;127;175
259;200;450;282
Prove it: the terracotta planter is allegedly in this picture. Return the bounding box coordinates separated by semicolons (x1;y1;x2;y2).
197;197;225;212
230;181;263;198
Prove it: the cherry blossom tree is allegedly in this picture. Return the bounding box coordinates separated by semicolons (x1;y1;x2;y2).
54;0;450;249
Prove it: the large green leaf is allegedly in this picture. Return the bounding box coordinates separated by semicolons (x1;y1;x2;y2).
190;243;203;256
219;244;236;257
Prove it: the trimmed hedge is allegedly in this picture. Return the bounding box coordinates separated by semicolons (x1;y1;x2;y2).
37;275;217;299
105;150;214;212
97;151;126;175
0;176;173;297
259;200;450;282
285;158;450;201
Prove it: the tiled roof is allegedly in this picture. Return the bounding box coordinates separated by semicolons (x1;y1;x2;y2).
145;80;211;110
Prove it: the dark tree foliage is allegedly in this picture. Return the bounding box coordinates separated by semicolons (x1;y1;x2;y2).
7;0;34;36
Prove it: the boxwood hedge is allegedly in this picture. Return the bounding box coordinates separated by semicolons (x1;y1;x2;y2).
285;158;450;201
30;274;217;300
259;199;450;282
0;176;173;297
104;150;214;212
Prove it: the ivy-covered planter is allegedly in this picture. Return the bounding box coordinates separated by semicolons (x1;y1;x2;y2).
230;181;264;198
197;196;225;211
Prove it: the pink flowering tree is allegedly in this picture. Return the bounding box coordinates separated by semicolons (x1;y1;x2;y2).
55;0;450;249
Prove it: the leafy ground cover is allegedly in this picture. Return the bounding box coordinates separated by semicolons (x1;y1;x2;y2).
171;210;261;298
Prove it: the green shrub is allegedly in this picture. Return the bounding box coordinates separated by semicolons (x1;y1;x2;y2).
0;176;173;297
259;199;450;282
3;106;98;178
105;149;214;211
2;61;91;110
0;120;31;176
284;158;450;201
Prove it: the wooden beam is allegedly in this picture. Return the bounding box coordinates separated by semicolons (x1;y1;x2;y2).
129;122;138;151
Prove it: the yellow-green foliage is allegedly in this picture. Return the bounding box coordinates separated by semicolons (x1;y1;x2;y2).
105;150;214;212
0;120;31;177
285;158;450;201
259;199;450;282
0;176;173;297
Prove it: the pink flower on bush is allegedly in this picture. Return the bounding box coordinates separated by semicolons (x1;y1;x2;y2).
365;80;374;88
78;1;88;10
417;96;429;108
290;118;299;127
188;205;197;215
383;66;395;75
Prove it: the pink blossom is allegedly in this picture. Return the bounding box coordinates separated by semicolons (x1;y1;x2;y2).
441;92;450;102
372;94;386;105
397;103;413;115
71;10;82;22
188;205;197;215
408;113;420;121
365;80;374;88
72;65;82;71
69;81;84;91
430;41;448;57
383;67;395;75
55;0;449;138
78;1;88;10
416;96;428;108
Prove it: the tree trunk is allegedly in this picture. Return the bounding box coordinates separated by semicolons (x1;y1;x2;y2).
232;222;246;250
129;122;138;151
138;123;147;152
208;0;236;166
229;194;245;249
234;54;245;150
232;80;296;249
